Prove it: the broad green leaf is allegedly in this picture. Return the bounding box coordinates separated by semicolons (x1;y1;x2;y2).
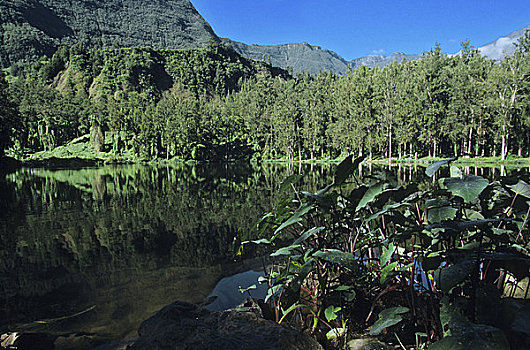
426;157;458;177
335;285;352;291
272;203;314;239
427;199;457;223
332;154;365;187
270;244;300;257
440;175;489;202
380;243;395;266
334;154;353;186
347;185;368;210
313;249;355;264
369;306;409;335
264;284;282;303
367;202;411;221
356;182;385;211
464;209;484;221
302;184;333;202
293;227;324;245
450;165;463;178
289;258;314;293
325;305;341;322
508;180;530;198
352;155;366;169
380;261;398;285
335;285;356;301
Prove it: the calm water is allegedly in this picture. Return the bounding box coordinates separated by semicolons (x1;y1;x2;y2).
0;162;334;341
0;161;527;341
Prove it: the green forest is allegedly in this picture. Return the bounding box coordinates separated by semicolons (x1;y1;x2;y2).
1;34;529;163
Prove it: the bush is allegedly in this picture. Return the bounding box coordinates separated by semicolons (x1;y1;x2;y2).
240;156;530;348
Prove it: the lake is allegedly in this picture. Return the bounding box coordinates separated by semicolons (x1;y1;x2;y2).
0;161;527;344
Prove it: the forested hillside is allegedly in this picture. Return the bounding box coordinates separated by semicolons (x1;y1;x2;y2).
0;43;289;161
1;35;529;163
0;0;218;72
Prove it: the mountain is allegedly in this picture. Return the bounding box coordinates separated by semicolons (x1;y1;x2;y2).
226;23;529;75
0;0;218;71
477;25;530;61
350;52;422;70
1;0;527;75
223;39;350;75
223;38;422;75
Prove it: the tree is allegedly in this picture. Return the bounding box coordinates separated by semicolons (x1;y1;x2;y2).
0;71;17;156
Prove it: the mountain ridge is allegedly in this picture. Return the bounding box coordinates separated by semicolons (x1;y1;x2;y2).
478;24;530;60
225;25;529;74
0;0;219;71
1;0;528;75
222;38;350;75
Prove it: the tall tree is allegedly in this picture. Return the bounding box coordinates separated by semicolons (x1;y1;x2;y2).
0;71;17;156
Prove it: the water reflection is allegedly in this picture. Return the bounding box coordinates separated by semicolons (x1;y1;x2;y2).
0;163;333;339
0;161;525;340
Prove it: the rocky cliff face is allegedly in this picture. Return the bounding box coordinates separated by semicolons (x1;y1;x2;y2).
223;38;350;75
0;0;218;70
223;38;422;75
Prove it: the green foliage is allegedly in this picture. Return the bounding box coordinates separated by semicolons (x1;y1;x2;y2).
242;156;530;347
439;175;489;202
0;71;18;155
369;307;410;335
3;31;530;162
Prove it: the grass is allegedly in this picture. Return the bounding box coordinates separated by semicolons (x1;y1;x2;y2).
15;135;530;168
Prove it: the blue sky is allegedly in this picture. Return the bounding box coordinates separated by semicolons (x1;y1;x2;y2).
191;0;530;61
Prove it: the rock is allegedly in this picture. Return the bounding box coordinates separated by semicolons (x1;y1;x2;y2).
346;338;395;350
128;301;323;350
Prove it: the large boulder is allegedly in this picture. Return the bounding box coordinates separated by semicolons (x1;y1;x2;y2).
128;301;323;350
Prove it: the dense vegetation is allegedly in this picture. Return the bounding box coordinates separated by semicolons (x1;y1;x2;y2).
243;156;530;349
1;34;530;162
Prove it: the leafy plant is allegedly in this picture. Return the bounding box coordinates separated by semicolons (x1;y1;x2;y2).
240;155;530;348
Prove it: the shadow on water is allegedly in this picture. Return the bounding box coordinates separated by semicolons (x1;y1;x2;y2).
0;161;527;341
0;163;332;340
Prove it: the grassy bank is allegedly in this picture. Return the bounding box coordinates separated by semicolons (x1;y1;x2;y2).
11;135;530;169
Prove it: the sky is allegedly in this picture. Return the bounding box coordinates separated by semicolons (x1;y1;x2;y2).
191;0;530;61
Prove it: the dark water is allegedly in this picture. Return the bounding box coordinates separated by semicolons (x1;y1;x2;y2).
0;161;528;341
0;162;335;341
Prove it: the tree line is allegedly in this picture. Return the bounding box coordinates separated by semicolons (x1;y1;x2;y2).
1;35;529;162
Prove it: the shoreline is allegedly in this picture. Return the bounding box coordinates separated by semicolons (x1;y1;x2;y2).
3;154;530;170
